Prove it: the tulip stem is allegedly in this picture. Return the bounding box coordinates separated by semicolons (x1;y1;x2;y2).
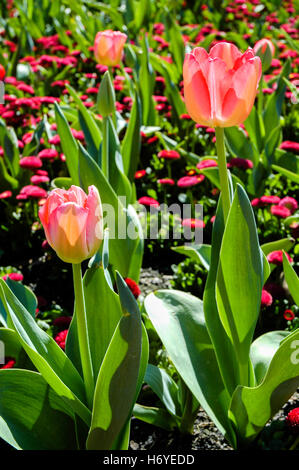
215;127;231;223
102;116;109;181
72;263;94;409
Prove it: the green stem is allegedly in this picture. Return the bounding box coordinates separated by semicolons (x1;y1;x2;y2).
102;116;109;181
258;74;263;117
72;263;94;409
289;435;299;450
180;383;198;435
215;127;231;223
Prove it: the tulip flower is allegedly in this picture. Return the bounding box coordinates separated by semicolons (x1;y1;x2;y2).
94;30;127;67
183;42;261;128
39;185;103;264
183;42;261;223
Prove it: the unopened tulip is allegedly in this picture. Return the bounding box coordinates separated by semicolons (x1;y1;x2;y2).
94;30;127;67
39;185;103;264
183;42;261;128
253;38;275;72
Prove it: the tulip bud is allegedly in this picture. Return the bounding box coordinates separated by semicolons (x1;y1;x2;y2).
97;71;115;117
39;185;103;264
253;39;275;72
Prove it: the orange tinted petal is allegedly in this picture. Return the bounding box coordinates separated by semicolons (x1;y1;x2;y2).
48;203;89;263
183;54;211;126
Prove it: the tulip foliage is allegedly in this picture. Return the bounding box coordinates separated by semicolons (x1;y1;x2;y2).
144;185;299;448
0;232;148;450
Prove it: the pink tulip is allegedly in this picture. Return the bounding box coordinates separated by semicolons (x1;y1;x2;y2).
94;30;127;67
39;185;103;264
183;42;261;128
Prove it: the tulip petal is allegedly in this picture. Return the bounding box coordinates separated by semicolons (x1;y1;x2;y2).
67;185;88;206
209;42;242;70
48;203;89;263
85;186;103;252
183;54;211;126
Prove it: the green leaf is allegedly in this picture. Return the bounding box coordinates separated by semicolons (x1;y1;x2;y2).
54;102;79;185
224;126;258;166
216;185;264;386
244;106;263;153
0;370;77;450
261;238;295;256
144;289;235;445
164;10;185;74
0;280;91;426
78;144;141;278
229;329;299;447
122;90;142;181
172;244;211;271
250;331;290;385
272;164;299;184
144;364;181;417
263;59;291;136
133;404;178;431
203;197;241;402
106;116;132;201
86;273;143;450
139;36;157;126
283;251;299;305
6;278;37;319
0;327;22;361
66;84;102;159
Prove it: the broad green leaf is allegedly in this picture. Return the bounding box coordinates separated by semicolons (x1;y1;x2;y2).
139;36;157;126
84;265;122;378
261;238;295;257
122;90;142;181
144;364;181;418
150;52;186;121
244;106;263;153
250;330;290;385
203;198;242;397
86;273;142;450
3;127;20;178
164;10;185;74
106;116;132;201
264;126;282;165
0;280;91;426
172;244;211;271
272;164;299;184
283;251;299;305
0;370;77;450
229;329;299;447
51;177;73;190
66;84;102;156
263;59;291;136
224;126;258;166
6;278;37;318
216;185;264;386
0;327;22;361
78;143;141;278
133;404;178;431
54;102;79;185
144;289;235;445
